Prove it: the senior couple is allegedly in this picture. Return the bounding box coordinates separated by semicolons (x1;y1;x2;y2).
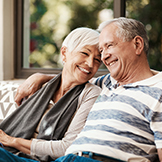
0;17;162;162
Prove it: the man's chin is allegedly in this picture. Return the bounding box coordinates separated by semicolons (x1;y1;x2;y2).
109;71;119;79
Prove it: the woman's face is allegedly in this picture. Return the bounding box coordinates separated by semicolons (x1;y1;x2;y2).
62;45;101;84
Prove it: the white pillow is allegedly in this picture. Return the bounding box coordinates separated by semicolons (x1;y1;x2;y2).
0;81;19;123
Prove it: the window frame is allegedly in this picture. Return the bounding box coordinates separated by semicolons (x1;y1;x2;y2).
14;0;126;79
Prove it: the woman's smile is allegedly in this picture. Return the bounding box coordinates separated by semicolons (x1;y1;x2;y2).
77;65;91;74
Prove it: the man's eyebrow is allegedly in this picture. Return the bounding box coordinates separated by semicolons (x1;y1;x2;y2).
99;42;107;48
104;42;113;46
99;41;114;48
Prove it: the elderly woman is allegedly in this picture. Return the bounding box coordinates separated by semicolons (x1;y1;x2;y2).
0;27;101;162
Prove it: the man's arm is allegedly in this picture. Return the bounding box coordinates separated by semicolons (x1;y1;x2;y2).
15;73;55;106
158;148;162;161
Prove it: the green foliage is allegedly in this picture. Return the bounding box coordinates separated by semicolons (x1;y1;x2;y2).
30;0;60;68
29;0;113;69
126;0;162;71
65;0;113;30
29;0;162;71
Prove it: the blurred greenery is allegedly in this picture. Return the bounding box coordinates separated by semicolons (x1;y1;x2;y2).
28;0;162;71
28;0;113;69
126;0;162;71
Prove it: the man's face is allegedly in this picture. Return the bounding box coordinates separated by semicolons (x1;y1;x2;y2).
99;24;136;82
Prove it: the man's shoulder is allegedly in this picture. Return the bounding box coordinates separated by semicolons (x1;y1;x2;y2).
93;73;111;89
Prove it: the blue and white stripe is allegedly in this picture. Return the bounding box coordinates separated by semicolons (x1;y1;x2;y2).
66;72;162;162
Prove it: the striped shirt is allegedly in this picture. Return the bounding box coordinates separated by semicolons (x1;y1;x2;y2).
66;72;162;162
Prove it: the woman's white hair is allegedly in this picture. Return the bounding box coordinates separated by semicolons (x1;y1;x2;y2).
98;17;149;55
62;27;99;52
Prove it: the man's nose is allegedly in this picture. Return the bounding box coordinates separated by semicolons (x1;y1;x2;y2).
101;50;111;61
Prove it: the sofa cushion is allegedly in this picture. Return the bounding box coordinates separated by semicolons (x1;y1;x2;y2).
0;81;20;123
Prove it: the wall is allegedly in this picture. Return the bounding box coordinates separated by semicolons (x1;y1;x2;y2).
0;0;14;81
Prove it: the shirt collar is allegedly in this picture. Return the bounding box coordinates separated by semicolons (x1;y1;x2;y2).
108;70;162;89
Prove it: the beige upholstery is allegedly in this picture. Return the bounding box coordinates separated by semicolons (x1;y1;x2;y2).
0;81;20;123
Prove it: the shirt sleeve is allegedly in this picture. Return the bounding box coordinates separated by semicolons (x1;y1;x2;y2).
30;83;101;159
92;74;110;88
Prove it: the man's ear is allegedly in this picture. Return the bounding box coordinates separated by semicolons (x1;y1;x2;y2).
61;46;67;63
133;36;144;55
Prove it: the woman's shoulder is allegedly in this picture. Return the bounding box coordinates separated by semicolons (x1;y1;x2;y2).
84;82;102;94
78;82;101;107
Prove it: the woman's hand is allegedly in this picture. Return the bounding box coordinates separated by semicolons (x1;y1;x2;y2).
0;129;14;147
0;129;32;154
15;73;55;106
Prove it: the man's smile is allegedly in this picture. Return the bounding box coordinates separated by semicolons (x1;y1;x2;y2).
109;60;118;66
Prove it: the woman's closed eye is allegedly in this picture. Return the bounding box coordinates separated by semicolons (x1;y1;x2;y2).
94;58;101;63
81;51;101;64
81;52;89;56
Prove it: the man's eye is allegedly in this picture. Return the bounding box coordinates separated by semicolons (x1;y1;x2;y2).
99;49;103;54
107;44;112;48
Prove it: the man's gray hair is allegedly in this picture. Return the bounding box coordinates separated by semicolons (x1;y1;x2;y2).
98;17;149;55
62;27;99;52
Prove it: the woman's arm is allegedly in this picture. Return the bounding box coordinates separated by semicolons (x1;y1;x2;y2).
0;129;32;154
0;84;101;159
15;73;55;106
158;148;162;162
30;84;101;159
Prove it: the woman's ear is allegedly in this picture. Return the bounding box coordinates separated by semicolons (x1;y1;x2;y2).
61;46;67;63
133;36;144;55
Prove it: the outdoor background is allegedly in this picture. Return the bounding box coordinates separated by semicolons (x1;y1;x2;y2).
25;0;162;71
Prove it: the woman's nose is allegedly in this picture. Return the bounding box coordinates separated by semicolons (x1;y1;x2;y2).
85;57;93;68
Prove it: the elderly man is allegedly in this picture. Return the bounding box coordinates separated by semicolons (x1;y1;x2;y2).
53;17;162;162
1;18;162;162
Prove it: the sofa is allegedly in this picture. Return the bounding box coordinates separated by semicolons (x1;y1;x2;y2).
0;81;23;123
